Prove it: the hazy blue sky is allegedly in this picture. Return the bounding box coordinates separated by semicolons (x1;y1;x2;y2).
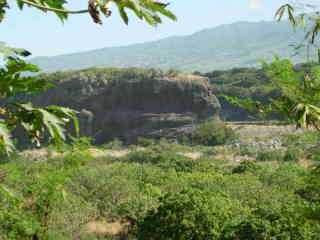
1;0;288;56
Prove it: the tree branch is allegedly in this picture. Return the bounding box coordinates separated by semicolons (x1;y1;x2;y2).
20;0;89;14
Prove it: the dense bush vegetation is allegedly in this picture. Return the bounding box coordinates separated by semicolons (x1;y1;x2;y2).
189;120;237;146
199;63;320;121
197;67;274;120
232;161;260;174
124;149;197;173
256;149;284;162
0;130;320;239
138;189;247;240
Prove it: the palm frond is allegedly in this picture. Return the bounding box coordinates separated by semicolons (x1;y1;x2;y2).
276;4;296;25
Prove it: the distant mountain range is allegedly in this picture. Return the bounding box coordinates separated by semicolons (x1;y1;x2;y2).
31;21;313;72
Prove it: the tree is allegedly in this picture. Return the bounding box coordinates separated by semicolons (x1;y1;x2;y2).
221;58;320;130
263;58;320;130
276;1;320;45
263;2;320;129
0;1;176;154
0;0;176;25
221;2;320;130
0;43;81;154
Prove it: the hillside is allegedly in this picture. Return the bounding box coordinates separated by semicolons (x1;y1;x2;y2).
31;21;311;72
200;67;273;121
199;62;319;121
31;68;220;144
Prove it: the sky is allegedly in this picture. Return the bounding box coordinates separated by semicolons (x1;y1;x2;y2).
0;0;288;57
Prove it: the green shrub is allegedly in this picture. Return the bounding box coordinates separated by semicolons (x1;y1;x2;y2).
136;137;156;147
190;120;237;146
0;150;97;240
103;139;123;150
309;147;320;161
257;163;307;192
222;183;320;239
256;148;303;163
69;163;165;222
238;145;257;157
232;161;260;174
283;148;304;162
137;188;247;240
222;218;273;240
71;137;93;150
0;185;40;239
256;149;284;162
282;131;320;149
222;213;318;240
124;150;196;173
298;166;320;221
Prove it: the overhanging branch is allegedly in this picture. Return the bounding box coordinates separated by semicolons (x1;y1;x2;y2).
20;0;89;14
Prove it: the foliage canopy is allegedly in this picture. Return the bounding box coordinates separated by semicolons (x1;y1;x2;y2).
0;52;79;154
0;0;176;25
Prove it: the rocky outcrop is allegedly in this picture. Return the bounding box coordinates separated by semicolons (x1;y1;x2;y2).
34;68;221;144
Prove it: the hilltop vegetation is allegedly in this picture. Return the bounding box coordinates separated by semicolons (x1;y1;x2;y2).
200;67;272;120
31;21;313;73
197;62;320;121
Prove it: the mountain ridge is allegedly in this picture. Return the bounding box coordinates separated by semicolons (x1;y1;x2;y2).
31;20;311;72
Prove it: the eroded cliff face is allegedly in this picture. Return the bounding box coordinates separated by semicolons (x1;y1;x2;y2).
34;68;221;143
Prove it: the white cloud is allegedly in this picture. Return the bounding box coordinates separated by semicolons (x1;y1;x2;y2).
249;0;263;10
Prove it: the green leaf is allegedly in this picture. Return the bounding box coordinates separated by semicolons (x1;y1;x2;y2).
46;105;79;137
113;0;176;26
16;0;68;22
118;5;129;24
144;1;177;21
0;0;8;22
0;119;14;155
0;42;31;59
0;54;79;150
0;57;51;98
13;102;78;147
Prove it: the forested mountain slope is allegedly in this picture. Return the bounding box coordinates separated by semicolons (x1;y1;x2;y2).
31;21;310;72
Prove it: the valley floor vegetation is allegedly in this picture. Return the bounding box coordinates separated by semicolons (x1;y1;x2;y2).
1;120;320;239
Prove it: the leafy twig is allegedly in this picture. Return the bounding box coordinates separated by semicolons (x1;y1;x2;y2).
19;0;88;14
